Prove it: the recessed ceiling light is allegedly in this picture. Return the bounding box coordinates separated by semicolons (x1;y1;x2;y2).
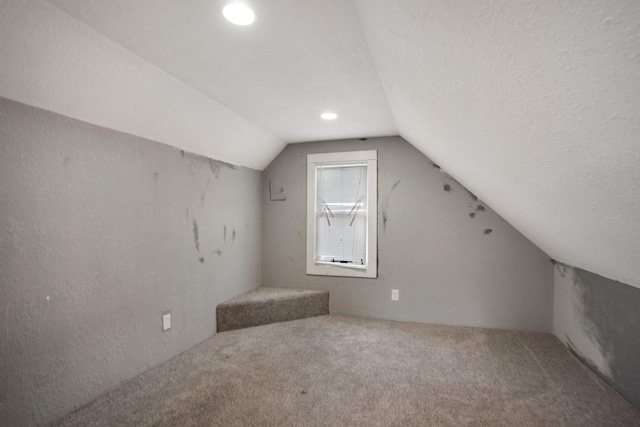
321;112;338;120
223;3;255;26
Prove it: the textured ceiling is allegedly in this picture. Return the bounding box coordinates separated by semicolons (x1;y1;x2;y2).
1;0;639;287
0;0;284;170
48;0;397;144
354;0;640;287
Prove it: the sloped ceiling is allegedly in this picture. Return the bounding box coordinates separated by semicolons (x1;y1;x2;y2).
353;0;640;288
1;0;639;287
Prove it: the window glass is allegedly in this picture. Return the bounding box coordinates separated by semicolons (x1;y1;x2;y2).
306;150;377;278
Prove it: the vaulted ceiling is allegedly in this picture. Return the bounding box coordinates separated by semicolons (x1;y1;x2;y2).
1;0;639;288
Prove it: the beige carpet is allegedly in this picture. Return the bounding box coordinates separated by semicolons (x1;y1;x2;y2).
53;315;640;426
216;286;329;332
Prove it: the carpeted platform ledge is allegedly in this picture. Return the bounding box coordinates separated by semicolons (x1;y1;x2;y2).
216;286;329;332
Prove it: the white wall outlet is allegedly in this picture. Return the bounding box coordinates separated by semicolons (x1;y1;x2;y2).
162;312;171;331
391;289;399;301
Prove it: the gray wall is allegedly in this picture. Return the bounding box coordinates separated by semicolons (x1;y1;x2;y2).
262;137;553;331
0;98;262;426
553;264;640;408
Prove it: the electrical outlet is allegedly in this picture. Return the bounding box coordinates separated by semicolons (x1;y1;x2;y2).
162;313;171;331
391;289;399;301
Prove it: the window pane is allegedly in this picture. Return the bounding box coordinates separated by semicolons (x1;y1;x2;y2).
316;164;367;265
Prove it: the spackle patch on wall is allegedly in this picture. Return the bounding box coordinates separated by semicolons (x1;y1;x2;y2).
211;225;236;256
181;149;236;179
192;219;200;252
381;180;402;232
208;159;236;179
554;265;614;382
566;267;640;409
550;258;568;277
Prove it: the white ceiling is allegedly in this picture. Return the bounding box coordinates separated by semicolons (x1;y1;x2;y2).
1;0;639;288
48;0;397;144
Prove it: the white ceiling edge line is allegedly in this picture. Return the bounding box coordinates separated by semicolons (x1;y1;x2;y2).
351;0;400;136
0;0;285;171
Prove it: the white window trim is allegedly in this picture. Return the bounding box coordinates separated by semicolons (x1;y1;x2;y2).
306;150;377;278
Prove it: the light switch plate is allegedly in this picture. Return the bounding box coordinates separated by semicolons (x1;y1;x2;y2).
391;289;399;301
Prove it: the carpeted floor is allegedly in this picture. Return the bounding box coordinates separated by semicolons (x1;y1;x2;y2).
53;315;640;426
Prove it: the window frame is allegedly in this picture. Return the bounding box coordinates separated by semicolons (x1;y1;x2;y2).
306;150;377;278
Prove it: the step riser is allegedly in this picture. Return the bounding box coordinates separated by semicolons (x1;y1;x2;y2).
217;290;329;332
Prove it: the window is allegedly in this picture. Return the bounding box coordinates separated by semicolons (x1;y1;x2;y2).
306;150;377;278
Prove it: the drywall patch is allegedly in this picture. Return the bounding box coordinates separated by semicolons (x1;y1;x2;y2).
182;150;236;179
380;179;402;232
550;259;570;277
564;335;608;382
192;219;200;252
269;178;287;201
571;272;611;360
211;225;235;256
573;268;640;406
208;159;236;179
428;162;461;196
554;264;640;407
468;203;486;219
553;265;613;380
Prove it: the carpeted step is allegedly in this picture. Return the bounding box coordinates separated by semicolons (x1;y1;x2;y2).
216;286;329;332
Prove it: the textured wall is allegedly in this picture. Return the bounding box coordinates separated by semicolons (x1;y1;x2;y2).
263;137;552;331
553;264;640;408
0;98;262;426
